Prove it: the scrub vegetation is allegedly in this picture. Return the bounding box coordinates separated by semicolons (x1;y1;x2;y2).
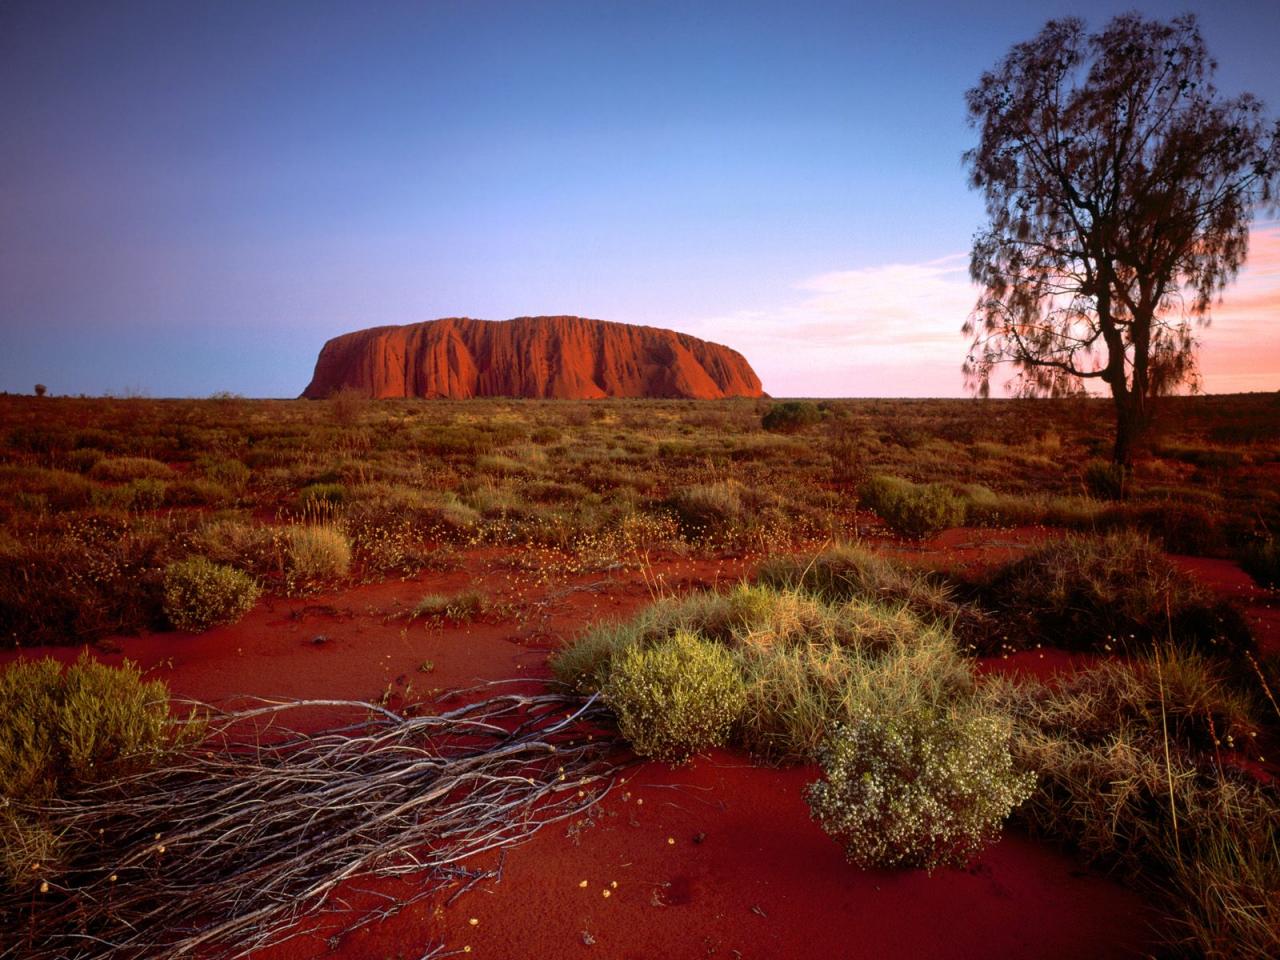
0;392;1276;647
1;391;1278;956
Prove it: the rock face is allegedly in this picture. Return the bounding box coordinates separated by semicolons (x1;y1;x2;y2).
301;316;764;400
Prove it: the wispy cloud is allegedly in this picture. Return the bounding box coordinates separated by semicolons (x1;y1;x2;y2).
691;223;1280;397
691;253;982;396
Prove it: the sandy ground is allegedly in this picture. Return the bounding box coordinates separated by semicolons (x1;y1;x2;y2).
11;528;1275;959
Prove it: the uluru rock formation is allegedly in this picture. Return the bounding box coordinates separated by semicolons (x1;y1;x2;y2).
301;316;764;400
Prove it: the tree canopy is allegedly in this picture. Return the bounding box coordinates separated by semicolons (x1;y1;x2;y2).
963;13;1278;464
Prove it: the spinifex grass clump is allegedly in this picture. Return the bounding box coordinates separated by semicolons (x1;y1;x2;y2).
986;652;1279;958
758;544;998;653
666;480;743;539
410;589;487;623
806;707;1034;872
162;556;261;632
553;582;975;763
87;456;174;483
281;523;352;590
983;532;1253;655
860;474;966;539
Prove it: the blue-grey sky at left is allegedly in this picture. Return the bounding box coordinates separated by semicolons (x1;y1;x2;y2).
2;0;1277;397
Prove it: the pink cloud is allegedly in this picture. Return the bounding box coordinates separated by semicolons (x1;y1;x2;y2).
689;223;1280;397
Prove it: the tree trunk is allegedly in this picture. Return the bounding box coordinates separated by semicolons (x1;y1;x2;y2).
1113;399;1138;470
1111;386;1148;477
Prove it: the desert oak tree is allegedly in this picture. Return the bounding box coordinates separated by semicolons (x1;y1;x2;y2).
962;14;1278;466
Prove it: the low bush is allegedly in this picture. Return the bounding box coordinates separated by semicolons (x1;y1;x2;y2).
987;655;1277;958
88;457;174;483
329;387;369;427
282;524;352;586
297;482;346;511
982;532;1252;655
761;401;821;434
860;474;966;539
1;654;199;889
666;481;743;538
198;457;250;490
410;589;487;622
758;544;997;654
162;557;260;632
0;466;96;511
601;630;746;763
806;706;1034;872
114;476;168;510
758;543;953;620
1240;537;1279;589
1083;458;1126;499
1104;501;1223;555
554;583;975;763
0;654;187;802
0;517;173;647
191;516;274;571
163;478;232;508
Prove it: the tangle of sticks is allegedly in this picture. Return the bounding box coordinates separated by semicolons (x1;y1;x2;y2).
1;690;619;960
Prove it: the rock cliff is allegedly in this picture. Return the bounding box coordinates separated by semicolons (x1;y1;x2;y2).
301;316;763;400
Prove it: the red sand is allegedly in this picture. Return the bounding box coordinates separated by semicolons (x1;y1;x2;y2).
16;536;1267;959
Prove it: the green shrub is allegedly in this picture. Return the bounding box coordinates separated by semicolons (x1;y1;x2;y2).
0;516;174;647
860;474;966;539
761;401;821;434
757;544;997;656
88;456;174;483
806;707;1034;872
282;524;352;585
192;517;273;570
0;654;201;890
602;630;746;763
0;653;192;803
424;496;482;536
124;476;169;510
0;466;95;511
758;543;953;619
162;557;260;632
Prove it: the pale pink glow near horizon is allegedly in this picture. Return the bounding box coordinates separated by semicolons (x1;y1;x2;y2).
692;221;1280;398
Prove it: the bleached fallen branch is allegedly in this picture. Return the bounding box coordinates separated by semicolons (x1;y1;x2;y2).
2;690;619;960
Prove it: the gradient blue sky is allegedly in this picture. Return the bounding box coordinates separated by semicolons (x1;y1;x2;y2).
2;0;1278;397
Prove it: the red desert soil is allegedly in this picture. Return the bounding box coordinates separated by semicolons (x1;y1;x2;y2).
300;316;765;400
17;529;1276;958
